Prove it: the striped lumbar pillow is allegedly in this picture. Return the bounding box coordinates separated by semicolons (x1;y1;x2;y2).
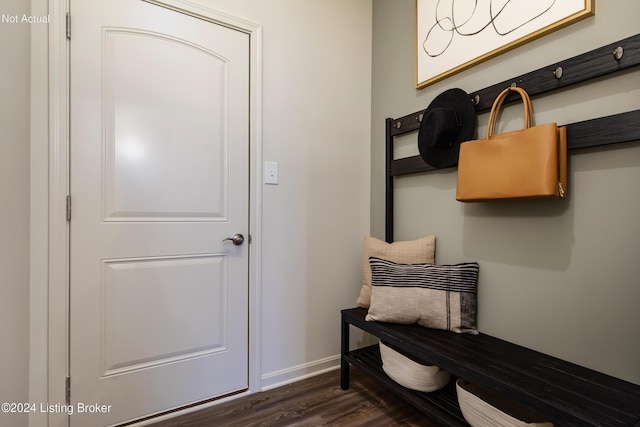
365;257;479;334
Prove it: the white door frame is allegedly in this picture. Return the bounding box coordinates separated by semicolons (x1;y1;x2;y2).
29;1;262;426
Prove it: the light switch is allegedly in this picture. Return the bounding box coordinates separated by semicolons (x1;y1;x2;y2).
264;161;279;185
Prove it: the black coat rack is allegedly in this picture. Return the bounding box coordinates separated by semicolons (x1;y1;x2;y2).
385;33;640;242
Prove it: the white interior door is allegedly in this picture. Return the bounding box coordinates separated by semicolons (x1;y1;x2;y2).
69;1;250;425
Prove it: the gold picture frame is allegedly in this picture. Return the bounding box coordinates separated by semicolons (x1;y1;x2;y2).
415;0;595;89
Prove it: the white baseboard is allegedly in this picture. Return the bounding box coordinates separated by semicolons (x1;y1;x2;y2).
260;355;341;391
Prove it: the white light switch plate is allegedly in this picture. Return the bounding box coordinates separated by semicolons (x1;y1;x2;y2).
264;161;279;185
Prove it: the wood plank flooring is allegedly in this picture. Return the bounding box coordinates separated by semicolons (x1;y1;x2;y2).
147;367;441;426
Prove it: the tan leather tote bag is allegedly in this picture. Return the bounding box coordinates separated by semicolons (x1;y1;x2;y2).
456;87;567;202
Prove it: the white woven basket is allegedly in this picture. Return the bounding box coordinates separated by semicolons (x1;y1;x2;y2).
379;341;450;392
456;379;554;427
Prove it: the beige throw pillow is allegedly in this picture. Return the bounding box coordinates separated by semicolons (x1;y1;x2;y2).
356;235;435;308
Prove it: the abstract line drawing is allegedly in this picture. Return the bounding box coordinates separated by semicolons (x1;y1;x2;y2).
423;1;557;58
416;0;594;89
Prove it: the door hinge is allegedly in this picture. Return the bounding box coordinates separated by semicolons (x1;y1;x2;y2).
66;12;71;40
65;377;71;405
66;195;71;221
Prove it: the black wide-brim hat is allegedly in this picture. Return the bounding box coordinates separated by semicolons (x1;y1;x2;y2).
418;88;476;169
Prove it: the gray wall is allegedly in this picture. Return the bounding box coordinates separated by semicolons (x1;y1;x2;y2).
371;1;640;384
0;1;31;426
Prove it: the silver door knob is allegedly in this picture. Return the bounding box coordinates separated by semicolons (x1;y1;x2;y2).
222;233;245;245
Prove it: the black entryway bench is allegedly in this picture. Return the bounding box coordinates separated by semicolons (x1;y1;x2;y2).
341;307;640;427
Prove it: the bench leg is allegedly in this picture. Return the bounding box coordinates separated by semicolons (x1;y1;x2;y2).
340;312;350;390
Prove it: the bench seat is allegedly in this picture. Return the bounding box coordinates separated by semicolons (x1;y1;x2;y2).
341;307;640;427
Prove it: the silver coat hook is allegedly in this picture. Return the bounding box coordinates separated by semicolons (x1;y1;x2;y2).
613;46;624;60
554;67;563;79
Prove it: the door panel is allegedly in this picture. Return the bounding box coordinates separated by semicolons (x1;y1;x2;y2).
69;1;249;425
105;29;228;221
102;255;228;376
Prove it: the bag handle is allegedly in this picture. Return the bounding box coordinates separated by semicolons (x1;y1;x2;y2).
486;87;534;139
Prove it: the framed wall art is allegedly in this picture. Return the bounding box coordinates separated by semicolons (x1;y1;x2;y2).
415;0;595;89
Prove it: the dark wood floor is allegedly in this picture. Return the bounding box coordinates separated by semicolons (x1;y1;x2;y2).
147;367;440;426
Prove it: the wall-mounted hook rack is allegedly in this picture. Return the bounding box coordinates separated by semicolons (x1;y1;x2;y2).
467;33;640;112
384;33;640;242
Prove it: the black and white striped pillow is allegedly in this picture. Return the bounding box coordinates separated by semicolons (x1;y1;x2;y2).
365;257;479;334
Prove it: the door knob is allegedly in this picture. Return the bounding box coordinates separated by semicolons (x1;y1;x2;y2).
223;233;245;246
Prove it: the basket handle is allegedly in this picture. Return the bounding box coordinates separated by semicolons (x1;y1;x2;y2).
486;87;534;139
